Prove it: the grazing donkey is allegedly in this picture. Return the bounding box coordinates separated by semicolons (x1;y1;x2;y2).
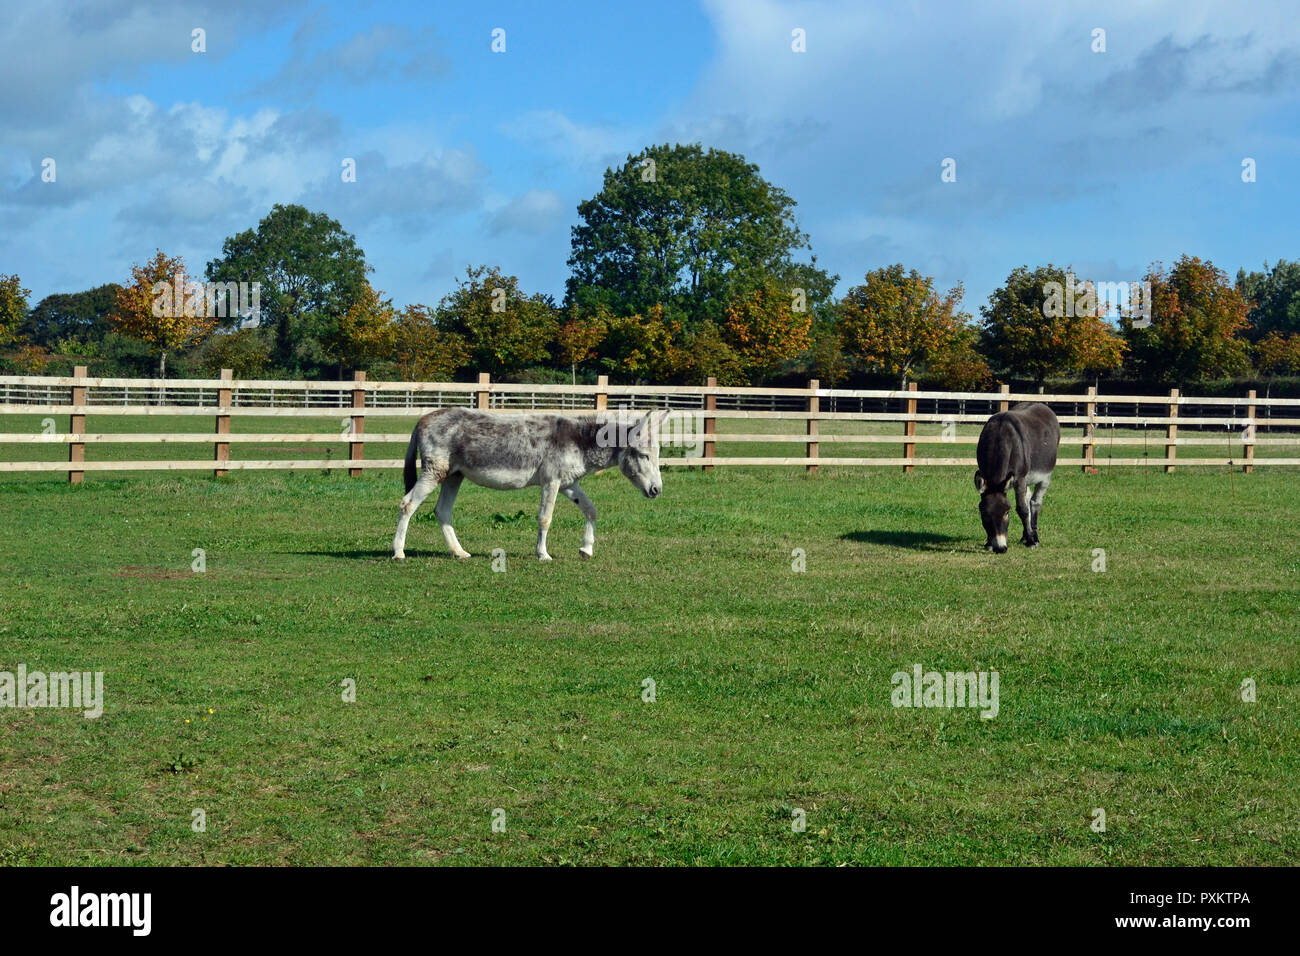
974;402;1060;553
392;407;666;562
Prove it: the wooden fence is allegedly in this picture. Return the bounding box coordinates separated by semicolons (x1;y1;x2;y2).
2;368;1299;481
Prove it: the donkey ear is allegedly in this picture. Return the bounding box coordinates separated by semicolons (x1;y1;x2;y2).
973;470;986;493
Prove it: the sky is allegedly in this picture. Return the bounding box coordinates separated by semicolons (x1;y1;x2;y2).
2;0;1298;317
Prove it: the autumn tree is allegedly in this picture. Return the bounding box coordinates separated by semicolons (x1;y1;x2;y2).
979;264;1125;385
599;306;683;383
392;304;470;382
555;305;608;383
110;250;216;377
436;266;557;377
679;320;747;385
1254;331;1300;378
0;273;31;346
840;265;976;388
1121;256;1249;383
327;281;397;373
721;282;812;382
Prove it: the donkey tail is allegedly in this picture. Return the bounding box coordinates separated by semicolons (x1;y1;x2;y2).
403;430;419;493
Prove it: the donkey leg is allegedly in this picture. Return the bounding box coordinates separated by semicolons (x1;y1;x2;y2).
562;483;598;559
1014;480;1034;547
434;473;470;559
536;480;560;561
393;470;441;560
1029;480;1049;545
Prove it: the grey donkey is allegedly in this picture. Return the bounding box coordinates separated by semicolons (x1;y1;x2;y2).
393;407;666;561
974;402;1060;553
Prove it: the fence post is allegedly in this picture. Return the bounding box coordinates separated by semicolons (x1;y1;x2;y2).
1164;387;1179;473
595;374;608;411
998;383;1010;412
902;381;918;472
477;372;491;410
349;370;365;477
1244;388;1256;474
1081;385;1096;473
68;364;87;484
703;376;717;472
806;378;820;475
215;368;232;477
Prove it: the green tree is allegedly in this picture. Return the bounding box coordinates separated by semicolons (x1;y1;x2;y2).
0;273;31;346
1121;256;1249;383
436;266;557;377
1236;259;1300;340
205;204;369;374
21;283;119;348
567;143;833;324
979;264;1126;385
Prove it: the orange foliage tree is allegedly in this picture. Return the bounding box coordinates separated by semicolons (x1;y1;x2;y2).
111;250;216;376
979;264;1126;385
840;265;977;388
392;304;470;381
722;283;812;383
1121;256;1250;383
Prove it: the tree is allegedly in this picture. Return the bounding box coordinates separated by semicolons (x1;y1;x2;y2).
21;284;120;349
567;143;833;323
554;305;608;384
1237;259;1300;340
979;264;1126;385
598;306;683;383
0;273;30;346
840;265;976;388
198;328;272;378
392;304;469;381
1121;256;1249;383
206;204;369;373
926;324;992;390
1254;331;1300;378
436;265;557;377
327;281;396;373
722;282;812;382
679;320;747;385
110;250;216;377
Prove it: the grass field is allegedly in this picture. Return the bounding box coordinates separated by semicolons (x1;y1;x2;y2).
1;424;1297;865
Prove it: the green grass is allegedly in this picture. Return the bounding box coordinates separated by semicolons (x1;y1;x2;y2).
0;439;1297;865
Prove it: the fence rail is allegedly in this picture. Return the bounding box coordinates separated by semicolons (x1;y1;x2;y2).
1;369;1295;480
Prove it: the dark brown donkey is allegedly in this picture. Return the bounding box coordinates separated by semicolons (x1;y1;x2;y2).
974;402;1060;553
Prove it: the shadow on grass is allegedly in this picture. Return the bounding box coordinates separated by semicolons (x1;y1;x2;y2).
840;529;968;550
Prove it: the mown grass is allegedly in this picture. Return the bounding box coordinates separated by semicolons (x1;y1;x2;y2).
0;426;1296;865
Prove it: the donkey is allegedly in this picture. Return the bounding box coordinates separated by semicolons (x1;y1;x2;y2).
392;407;666;562
974;402;1060;553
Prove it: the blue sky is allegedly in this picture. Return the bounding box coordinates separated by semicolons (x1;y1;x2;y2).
2;0;1297;317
